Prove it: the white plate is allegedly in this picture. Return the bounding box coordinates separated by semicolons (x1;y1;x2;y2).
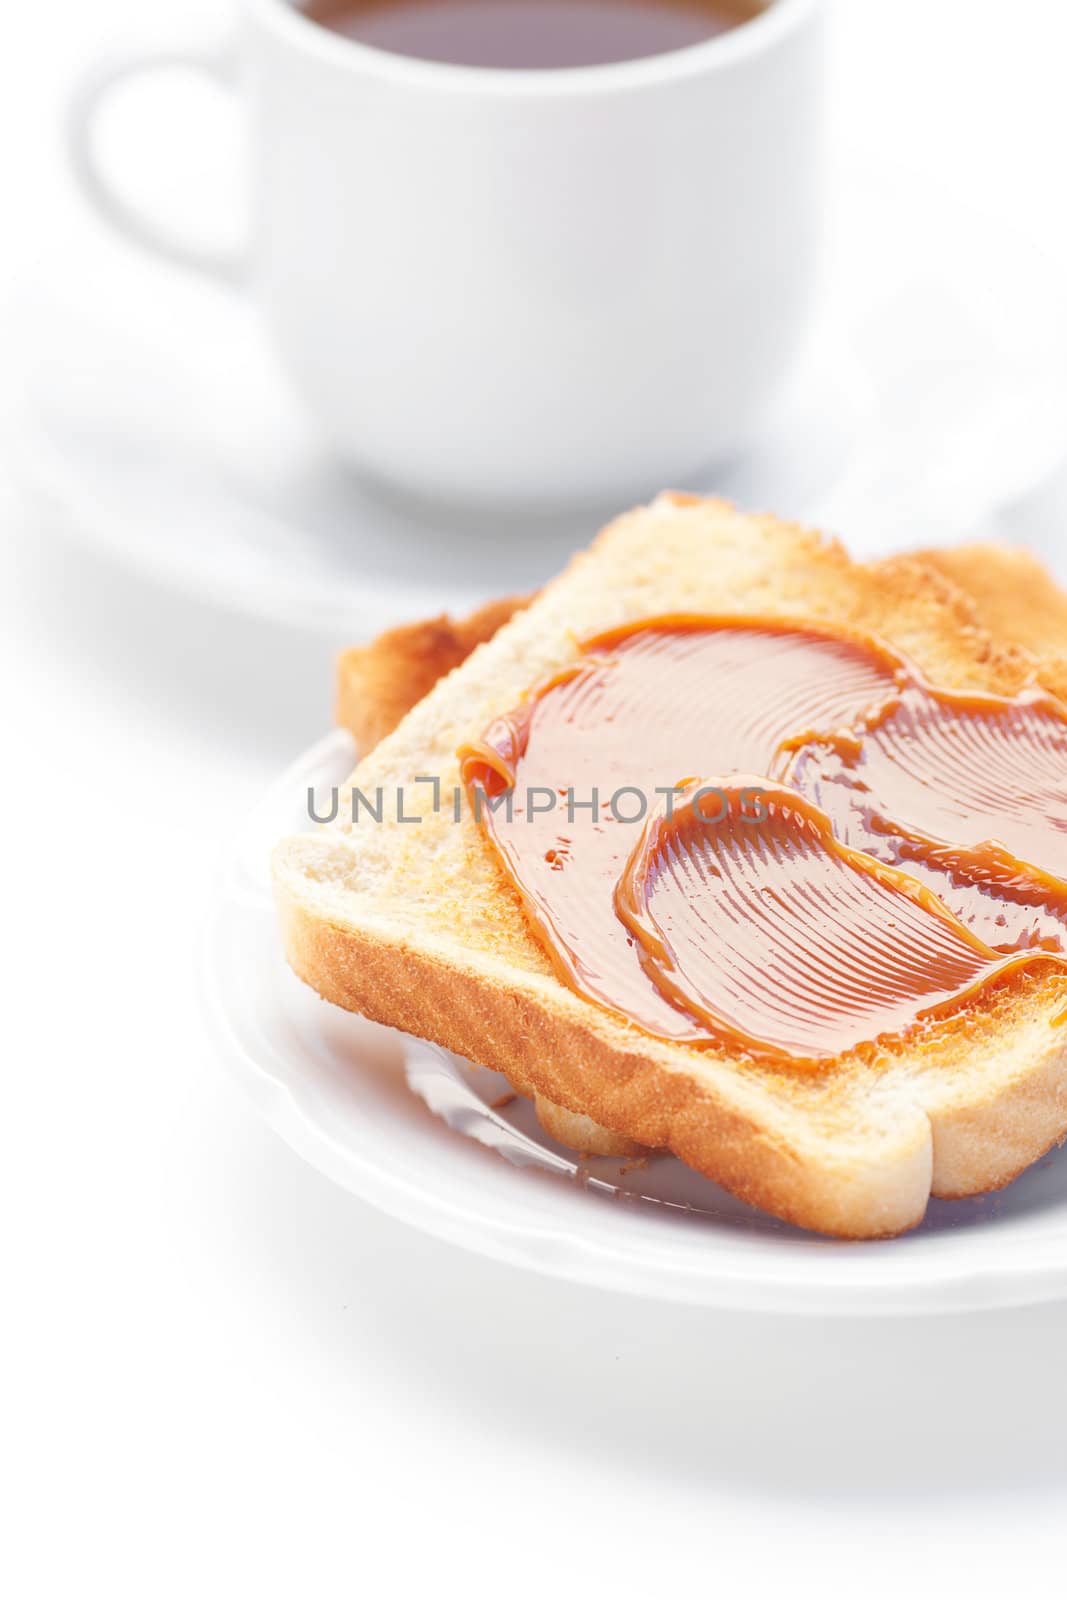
203;728;1067;1315
11;162;1067;636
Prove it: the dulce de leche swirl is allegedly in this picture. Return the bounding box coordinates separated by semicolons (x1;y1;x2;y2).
615;781;1053;1061
783;682;1067;954
458;618;1067;1064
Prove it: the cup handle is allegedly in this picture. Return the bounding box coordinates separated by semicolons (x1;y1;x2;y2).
66;42;246;288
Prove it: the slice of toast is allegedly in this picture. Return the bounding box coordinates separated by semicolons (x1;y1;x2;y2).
331;538;1067;1165
332;540;1067;1173
276;497;1067;1237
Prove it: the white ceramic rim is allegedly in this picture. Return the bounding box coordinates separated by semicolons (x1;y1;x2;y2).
249;0;819;96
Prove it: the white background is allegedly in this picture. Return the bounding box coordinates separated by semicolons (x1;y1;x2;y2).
4;2;1067;1593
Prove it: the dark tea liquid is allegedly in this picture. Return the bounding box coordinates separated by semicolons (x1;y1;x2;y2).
299;0;767;70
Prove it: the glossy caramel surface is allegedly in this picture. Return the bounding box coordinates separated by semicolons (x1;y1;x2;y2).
460;618;1067;1063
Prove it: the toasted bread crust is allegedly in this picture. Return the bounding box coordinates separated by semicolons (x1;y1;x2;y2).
276;894;936;1238
919;543;1067;704
278;887;1067;1236
278;498;1067;1237
337;596;532;754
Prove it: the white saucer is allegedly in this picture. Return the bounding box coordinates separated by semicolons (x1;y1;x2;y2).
203;728;1067;1315
11;163;1067;636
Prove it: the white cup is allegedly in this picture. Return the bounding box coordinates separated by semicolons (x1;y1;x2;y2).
68;0;824;510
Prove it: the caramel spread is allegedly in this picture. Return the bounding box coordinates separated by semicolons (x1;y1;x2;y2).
459;618;1067;1064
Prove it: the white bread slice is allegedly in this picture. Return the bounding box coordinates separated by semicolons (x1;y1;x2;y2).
274;496;1067;1238
329;537;1067;1166
329;540;1067;1164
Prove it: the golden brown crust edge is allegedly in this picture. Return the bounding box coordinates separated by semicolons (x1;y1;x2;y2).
277;893;938;1240
277;879;1067;1236
337;595;532;754
920;543;1067;682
